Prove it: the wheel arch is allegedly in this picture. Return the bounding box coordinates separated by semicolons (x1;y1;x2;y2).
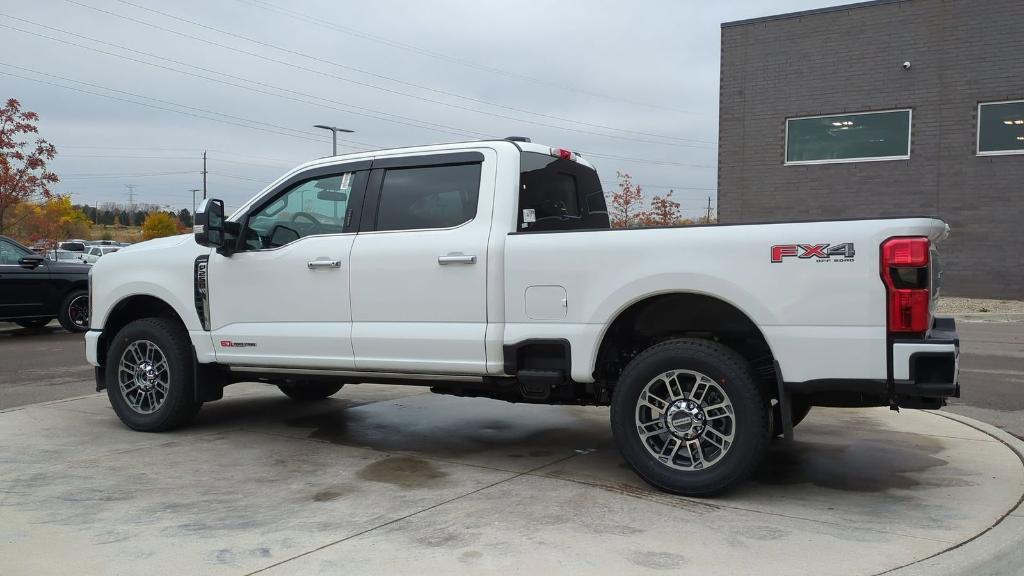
592;291;778;389
96;294;190;367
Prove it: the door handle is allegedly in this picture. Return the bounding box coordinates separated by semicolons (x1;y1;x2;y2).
307;259;341;269
437;253;476;265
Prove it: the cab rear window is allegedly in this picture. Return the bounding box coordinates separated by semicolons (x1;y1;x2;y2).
517;152;609;232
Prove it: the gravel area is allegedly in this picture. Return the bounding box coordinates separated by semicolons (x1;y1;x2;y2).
937;297;1024;314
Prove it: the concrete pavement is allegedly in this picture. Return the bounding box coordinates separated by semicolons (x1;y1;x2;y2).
1;382;1022;575
947;319;1024;440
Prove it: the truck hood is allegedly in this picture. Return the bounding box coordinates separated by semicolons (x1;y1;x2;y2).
119;234;193;253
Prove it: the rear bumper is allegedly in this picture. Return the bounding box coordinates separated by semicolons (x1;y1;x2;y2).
891;316;959;400
784;316;959;408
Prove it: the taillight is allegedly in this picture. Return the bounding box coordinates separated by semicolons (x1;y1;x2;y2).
881;237;930;335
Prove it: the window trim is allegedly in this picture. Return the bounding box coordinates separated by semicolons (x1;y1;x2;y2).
976;99;1024;157
784;108;913;166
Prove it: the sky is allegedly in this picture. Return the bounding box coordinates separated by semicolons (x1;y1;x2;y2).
3;0;852;216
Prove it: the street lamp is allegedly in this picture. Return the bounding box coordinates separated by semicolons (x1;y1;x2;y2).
313;124;354;156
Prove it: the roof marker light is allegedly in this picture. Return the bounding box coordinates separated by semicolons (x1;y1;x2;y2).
550;147;575;161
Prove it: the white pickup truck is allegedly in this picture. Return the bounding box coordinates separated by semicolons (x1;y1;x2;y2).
85;138;959;495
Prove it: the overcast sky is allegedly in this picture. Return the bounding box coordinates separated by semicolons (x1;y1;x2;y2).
3;0;851;216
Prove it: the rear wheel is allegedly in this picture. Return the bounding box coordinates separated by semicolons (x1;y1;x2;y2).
277;382;344;401
105;317;202;431
610;338;770;496
15;318;52;329
57;289;89;332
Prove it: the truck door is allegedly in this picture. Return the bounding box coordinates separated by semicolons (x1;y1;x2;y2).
0;238;52;319
207;167;368;368
349;150;495;374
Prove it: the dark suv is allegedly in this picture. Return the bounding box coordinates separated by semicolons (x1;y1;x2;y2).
0;235;90;332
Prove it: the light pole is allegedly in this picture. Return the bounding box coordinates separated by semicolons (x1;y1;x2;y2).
313;124;354;156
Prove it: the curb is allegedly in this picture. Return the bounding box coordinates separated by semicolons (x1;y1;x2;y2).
949;312;1024;323
881;411;1024;576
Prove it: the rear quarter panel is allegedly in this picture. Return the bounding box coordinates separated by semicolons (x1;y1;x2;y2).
503;217;947;383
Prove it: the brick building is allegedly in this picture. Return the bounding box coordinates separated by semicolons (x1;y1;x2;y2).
718;0;1024;298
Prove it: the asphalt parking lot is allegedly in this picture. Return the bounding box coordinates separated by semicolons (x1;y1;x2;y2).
1;319;1022;575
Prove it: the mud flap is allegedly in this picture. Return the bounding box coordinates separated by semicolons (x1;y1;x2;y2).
774;360;794;441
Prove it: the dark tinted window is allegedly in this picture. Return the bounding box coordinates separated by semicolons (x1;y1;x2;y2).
518;152;608;232
978;101;1024;154
786;110;911;163
376;164;481;231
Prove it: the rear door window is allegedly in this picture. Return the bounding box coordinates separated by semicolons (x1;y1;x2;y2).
374;163;481;232
518;152;608;232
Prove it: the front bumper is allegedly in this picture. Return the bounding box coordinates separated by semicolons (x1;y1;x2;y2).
84;329;102;367
891;316;960;402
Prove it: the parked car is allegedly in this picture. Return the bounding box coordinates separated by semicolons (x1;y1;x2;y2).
58;240;88;254
82;245;119;264
47;249;88;263
85;138;959;495
0;235;90;331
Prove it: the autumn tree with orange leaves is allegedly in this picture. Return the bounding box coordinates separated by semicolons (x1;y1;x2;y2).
0;99;58;235
609;171;648;228
648;190;682;227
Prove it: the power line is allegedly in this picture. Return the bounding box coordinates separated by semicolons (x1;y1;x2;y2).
4;18;710;168
0;64;344;146
235;0;697;116
113;0;712;146
0;17;487;141
60;171;196;179
59;145;299;165
62;0;714;149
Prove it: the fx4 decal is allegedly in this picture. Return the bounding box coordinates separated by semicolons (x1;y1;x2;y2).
771;243;856;263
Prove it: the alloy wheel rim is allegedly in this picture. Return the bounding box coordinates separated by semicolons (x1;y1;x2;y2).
67;295;89;329
634;369;736;471
118;339;170;414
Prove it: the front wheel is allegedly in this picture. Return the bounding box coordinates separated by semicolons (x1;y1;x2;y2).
610;338;770;496
57;289;89;332
105;317;202;431
277;382;343;401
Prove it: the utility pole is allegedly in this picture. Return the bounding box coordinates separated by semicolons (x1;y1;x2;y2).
313;125;354;156
190;189;201;217
705;196;713;224
125;184;137;226
201;151;208;199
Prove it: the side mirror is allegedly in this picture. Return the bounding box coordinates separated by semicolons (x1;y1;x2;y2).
19;255;45;269
194;198;226;248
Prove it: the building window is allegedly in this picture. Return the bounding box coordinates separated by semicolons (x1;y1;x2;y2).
978;100;1024;156
785;109;912;165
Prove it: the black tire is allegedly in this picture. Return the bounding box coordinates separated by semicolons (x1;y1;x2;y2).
772;396;812;437
57;289;90;332
610;338;770;496
105;317;202;431
15;318;52;329
277;382;344;401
